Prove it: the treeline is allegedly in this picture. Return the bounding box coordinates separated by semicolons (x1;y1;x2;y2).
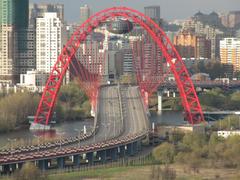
199;88;240;111
212;115;240;130
0;81;91;133
153;132;240;170
56;81;91;121
190;60;232;79
151;87;240;112
0;92;40;132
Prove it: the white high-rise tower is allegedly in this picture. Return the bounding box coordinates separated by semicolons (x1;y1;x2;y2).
36;12;65;73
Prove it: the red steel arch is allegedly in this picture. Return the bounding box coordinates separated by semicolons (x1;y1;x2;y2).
34;7;205;125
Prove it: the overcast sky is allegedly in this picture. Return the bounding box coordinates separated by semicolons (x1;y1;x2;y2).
30;0;240;22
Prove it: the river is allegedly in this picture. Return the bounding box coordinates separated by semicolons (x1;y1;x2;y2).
0;111;185;149
0;119;93;149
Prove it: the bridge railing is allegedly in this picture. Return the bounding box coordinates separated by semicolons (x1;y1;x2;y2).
117;84;124;135
158;80;240;89
136;87;150;131
0;130;149;165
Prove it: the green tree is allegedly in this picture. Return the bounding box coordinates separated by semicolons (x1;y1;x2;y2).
213;115;240;130
57;80;90;121
153;143;175;164
0;92;40;132
14;162;47;180
182;133;207;151
191;60;228;80
208;132;223;147
169;130;185;144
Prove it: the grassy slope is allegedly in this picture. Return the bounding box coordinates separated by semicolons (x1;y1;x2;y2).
47;164;240;180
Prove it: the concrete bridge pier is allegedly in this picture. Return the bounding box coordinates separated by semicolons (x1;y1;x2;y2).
119;145;126;158
86;152;94;165
97;150;107;163
127;143;134;156
110;147;118;161
137;140;142;152
90;103;96;117
9;164;17;173
38;159;48;171
167;90;170;97
132;142;138;154
73;155;81;167
57;157;65;169
173;92;176;98
1;164;10;174
157;90;162;114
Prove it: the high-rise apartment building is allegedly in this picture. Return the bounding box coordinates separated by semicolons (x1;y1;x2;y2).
36;12;66;73
0;0;29;28
173;31;211;59
80;5;90;25
74;41;107;76
0;0;29;83
144;6;160;20
221;11;240;28
29;3;64;27
220;38;240;71
16;29;36;74
183;18;225;60
144;6;161;24
0;26;16;83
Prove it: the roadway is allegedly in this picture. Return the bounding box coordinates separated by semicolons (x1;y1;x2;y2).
0;85;149;165
69;85;149;146
120;85;149;136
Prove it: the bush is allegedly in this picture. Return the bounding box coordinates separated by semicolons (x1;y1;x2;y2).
0;92;40;132
212;115;240;130
169;130;185;144
13;162;47;180
153;143;175;164
57;80;90;121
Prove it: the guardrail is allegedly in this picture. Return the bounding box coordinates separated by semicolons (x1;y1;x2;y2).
0;130;149;165
118;84;125;136
158;80;240;89
0;130;93;156
136;87;151;131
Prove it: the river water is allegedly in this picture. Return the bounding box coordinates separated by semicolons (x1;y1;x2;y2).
0;119;93;149
0;111;185;149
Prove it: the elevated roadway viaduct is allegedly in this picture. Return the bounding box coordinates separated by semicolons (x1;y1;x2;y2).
0;85;149;174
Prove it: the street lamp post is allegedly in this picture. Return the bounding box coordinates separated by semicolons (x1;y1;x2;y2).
74;128;83;148
58;132;65;150
37;136;40;152
93;125;99;143
114;115;116;137
34;135;40;152
7;138;16;156
101;122;110;141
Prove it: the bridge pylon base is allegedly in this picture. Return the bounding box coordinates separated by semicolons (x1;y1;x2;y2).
30;122;51;131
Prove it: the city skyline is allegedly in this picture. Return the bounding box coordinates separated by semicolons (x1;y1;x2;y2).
30;0;240;22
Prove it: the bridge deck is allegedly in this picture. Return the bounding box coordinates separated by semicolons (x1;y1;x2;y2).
0;85;149;166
